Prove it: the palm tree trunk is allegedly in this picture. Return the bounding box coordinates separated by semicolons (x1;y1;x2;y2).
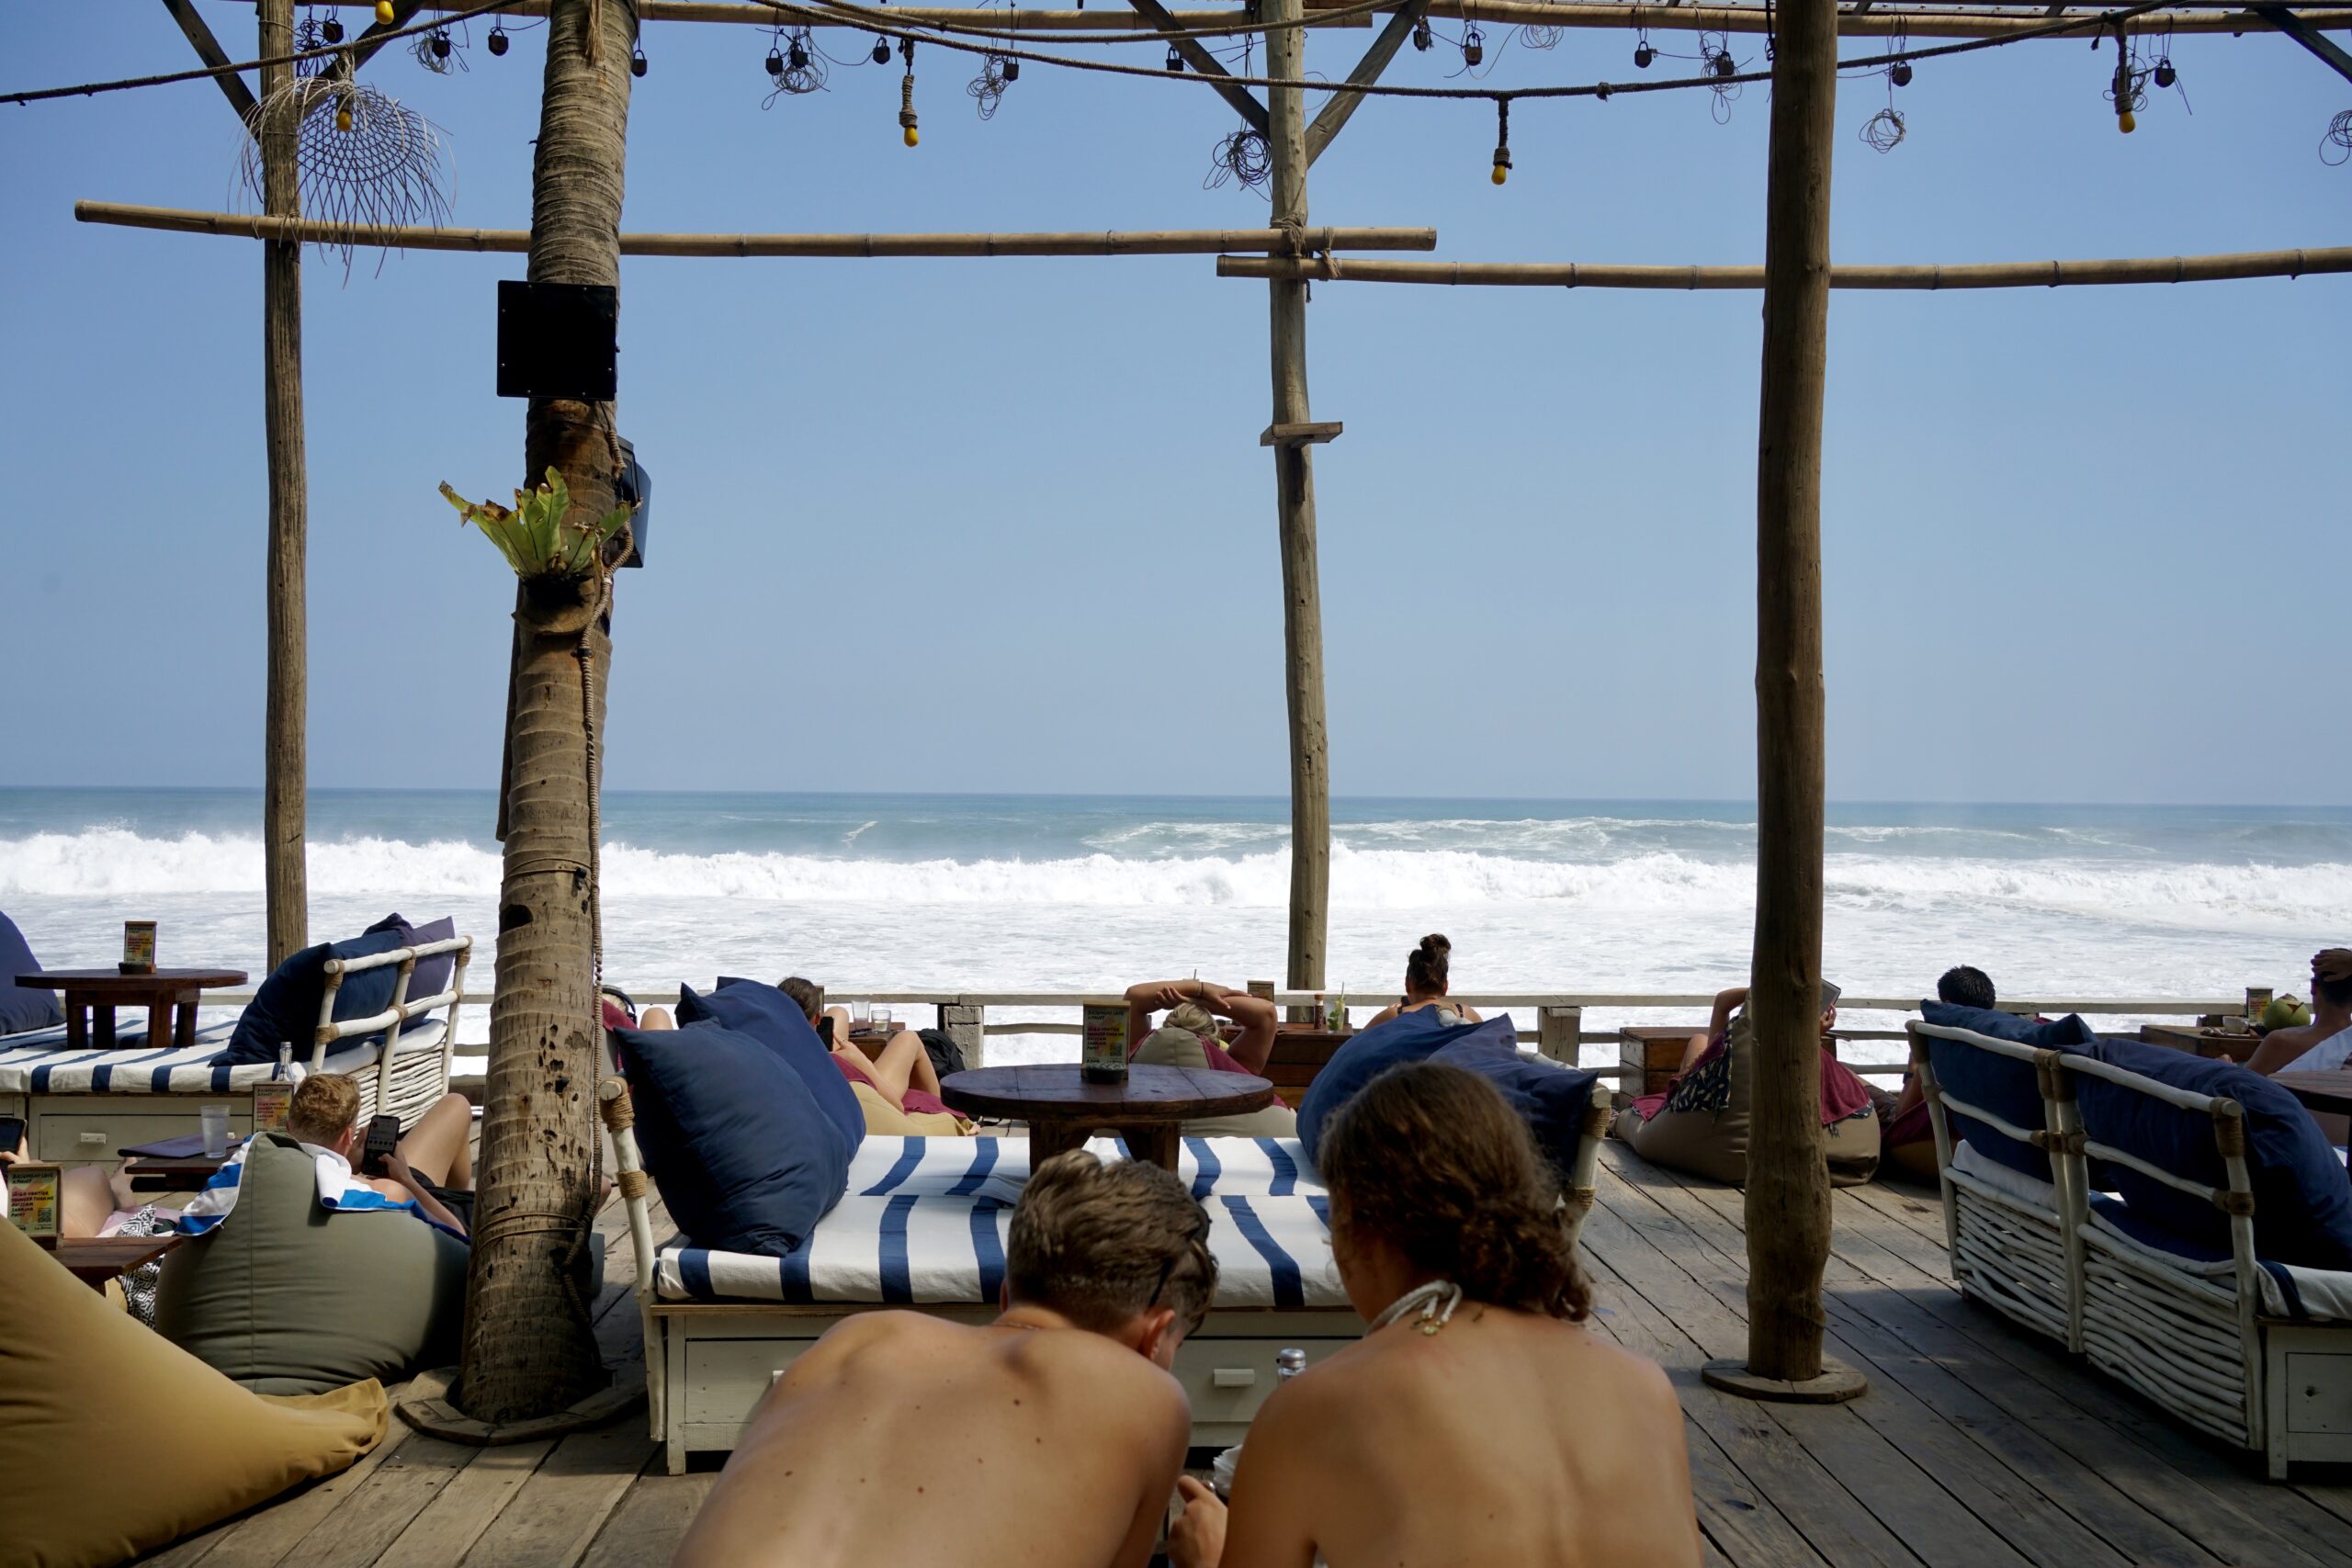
458;0;637;1426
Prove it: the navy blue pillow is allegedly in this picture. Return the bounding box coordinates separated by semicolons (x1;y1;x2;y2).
222;918;411;1064
0;910;62;1036
615;1020;850;1257
1301;1010;1516;1164
397;916;458;1003
676;978;865;1159
1430;1035;1598;1183
2075;1036;2352;1271
1919;1001;2096;1180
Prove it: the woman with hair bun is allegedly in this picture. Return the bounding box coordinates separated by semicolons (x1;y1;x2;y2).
1361;934;1483;1031
1169;1061;1700;1568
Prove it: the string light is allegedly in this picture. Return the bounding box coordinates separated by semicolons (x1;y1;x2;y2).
321;15;345;44
1412;16;1432;51
1891;61;1913;86
899;40;920;145
430;28;452;60
1463;23;1486;68
632;39;648;77
1489;98;1510;185
766;43;785;75
873;36;891;63
1003;55;1018;81
1168;43;1184;71
1634;39;1655;69
2106;22;2140;133
2154;56;2176;88
375;0;394;23
486;22;507;55
789;37;809;69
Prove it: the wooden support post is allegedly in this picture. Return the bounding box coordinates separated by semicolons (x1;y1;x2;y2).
258;0;309;970
1125;0;1270;133
937;1002;986;1070
158;0;259;121
1537;1005;1582;1065
1705;0;1862;1406
1265;0;1331;998
1304;0;1430;164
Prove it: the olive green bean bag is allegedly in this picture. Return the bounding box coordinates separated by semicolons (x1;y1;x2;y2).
155;1132;469;1395
0;1216;385;1568
1133;1025;1301;1140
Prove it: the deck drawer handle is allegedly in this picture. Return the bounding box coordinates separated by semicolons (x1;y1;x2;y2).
1211;1368;1258;1389
78;1132;107;1146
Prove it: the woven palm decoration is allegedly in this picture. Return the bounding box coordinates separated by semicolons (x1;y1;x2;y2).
239;75;451;273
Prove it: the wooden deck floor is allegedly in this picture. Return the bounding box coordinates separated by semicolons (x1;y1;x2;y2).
137;1144;2352;1568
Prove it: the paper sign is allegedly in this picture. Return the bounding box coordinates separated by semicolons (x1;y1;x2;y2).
121;919;157;975
1081;1004;1129;1082
253;1080;294;1134
7;1163;62;1245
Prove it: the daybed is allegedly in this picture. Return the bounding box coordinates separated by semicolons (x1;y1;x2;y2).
0;935;470;1165
1912;1017;2352;1476
598;1070;1610;1474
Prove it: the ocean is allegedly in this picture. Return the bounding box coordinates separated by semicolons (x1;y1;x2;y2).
3;788;2346;1073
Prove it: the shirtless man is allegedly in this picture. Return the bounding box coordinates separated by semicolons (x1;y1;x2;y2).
672;1149;1215;1568
1170;1061;1700;1568
2246;949;2352;1077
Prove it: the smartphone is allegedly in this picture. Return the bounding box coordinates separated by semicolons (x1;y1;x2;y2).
360;1113;402;1176
0;1115;25;1158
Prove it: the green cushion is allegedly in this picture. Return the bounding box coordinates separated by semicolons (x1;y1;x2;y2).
155;1134;468;1395
1132;1026;1299;1140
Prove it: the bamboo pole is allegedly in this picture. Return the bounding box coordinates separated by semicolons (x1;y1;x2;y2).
1733;0;1844;1395
258;0;310;970
1266;0;1332;1000
1217;248;2352;289
73;204;1437;256
282;0;2352;37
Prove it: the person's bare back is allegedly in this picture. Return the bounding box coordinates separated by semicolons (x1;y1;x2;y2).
1219;1304;1697;1568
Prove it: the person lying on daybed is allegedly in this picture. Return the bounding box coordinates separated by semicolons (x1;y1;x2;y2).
1169;1062;1700;1568
672;1149;1213;1568
1123;978;1298;1139
1359;933;1483;1031
778;976;975;1134
1612;980;1882;1187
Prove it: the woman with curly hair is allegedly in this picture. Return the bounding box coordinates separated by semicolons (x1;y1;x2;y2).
1170;1060;1699;1568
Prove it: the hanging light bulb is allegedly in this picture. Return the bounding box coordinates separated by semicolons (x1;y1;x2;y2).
899;55;919;145
1713;50;1736;78
632;41;648;76
321;15;345;43
430;28;451;59
1412;17;1432;51
1891;60;1913;86
766;44;785;75
486;23;508;55
1489;99;1510;185
2154;57;2177;87
1002;55;1019;82
374;0;394;23
1167;43;1183;71
789;38;808;70
873;37;891;63
1464;25;1485;67
1634;39;1654;68
335;103;354;131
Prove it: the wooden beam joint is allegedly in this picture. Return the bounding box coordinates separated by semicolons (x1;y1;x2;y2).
1125;0;1270;134
1260;421;1342;447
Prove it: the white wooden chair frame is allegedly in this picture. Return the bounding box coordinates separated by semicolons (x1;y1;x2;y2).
1909;1021;2085;1351
594;1076;1612;1476
317;935;473;1131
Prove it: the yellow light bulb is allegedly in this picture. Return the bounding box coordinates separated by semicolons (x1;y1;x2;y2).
904;125;920;147
2117;108;2136;134
1491;164;1508;186
335;107;354;132
375;0;394;22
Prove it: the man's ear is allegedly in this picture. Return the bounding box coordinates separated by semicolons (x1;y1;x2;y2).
999;1277;1012;1314
1133;1304;1182;1369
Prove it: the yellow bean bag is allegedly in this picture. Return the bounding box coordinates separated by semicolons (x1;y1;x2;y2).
0;1218;386;1568
852;1080;976;1135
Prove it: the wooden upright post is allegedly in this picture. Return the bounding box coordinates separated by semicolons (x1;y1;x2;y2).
258;0;309;969
1264;0;1331;995
1703;0;1863;1405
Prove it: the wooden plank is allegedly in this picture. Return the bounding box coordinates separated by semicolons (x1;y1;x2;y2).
1257;421;1342;447
273;1436;484;1568
371;1441;559;1568
457;1425;659;1568
157;0;259;123
150;1419;423;1568
575;1472;716;1568
1121;0;1270;133
1303;0;1430;164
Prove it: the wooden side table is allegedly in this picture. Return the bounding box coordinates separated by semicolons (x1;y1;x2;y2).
938;1064;1275;1171
16;969;248;1051
53;1233;183;1292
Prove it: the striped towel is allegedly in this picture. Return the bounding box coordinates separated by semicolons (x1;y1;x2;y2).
0;1019;445;1095
178;1137;421;1236
655;1135;1341;1308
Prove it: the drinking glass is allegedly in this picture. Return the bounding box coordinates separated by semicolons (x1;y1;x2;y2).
199;1104;232;1160
851;999;871;1025
875;1007;894;1033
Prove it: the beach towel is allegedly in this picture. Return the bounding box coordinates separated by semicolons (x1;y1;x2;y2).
2298;1024;2352;1073
178;1137;422;1236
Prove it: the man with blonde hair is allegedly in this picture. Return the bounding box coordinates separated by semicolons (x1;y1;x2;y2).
284;1074;473;1235
673;1150;1216;1568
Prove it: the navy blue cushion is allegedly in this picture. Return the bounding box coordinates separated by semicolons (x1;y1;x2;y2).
676;978;865;1159
397;916;458;1002
2075;1036;2352;1271
614;1020;850;1256
1430;1035;1598;1183
1920;1001;2096;1181
1301;1010;1516;1164
0;911;62;1036
222;918;410;1064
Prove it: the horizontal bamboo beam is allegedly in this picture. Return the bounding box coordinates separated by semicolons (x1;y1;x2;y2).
1217;246;2352;289
74;202;1437;255
276;0;2352;37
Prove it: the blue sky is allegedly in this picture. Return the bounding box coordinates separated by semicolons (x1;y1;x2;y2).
2;3;2346;804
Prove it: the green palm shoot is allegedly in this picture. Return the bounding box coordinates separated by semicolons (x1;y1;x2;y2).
441;468;635;580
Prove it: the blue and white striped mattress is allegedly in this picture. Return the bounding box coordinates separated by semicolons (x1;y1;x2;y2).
654;1134;1345;1309
0;1020;446;1096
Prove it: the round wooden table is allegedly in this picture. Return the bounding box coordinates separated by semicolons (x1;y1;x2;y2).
15;969;248;1052
938;1064;1275;1171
